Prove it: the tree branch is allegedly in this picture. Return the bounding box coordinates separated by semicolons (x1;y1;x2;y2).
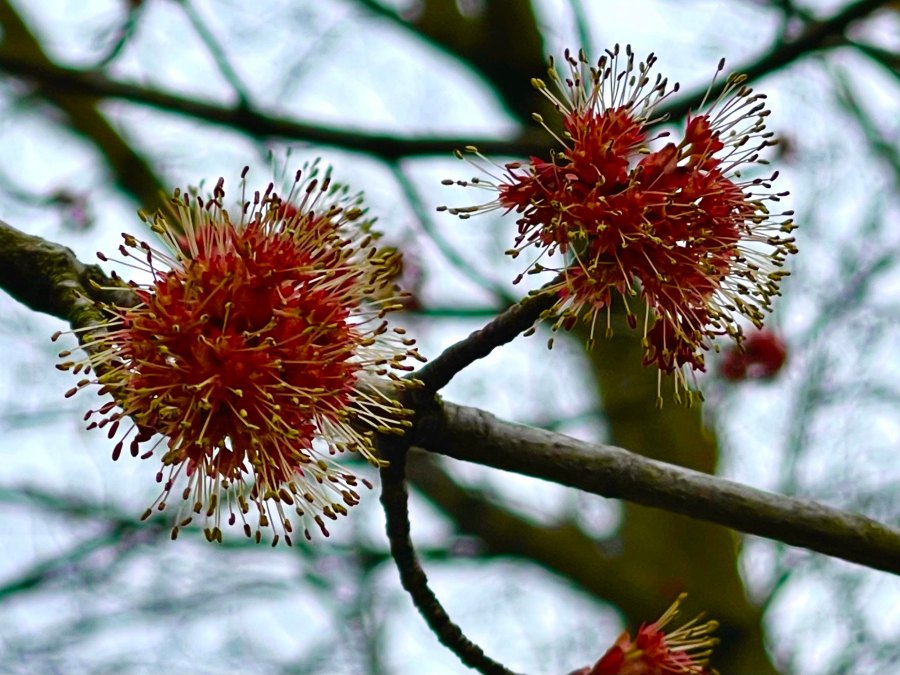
656;0;893;122
0;219;125;330
412;288;556;393
380;440;521;675
0;0;169;211
411;400;900;575
2;222;897;575
0;52;549;159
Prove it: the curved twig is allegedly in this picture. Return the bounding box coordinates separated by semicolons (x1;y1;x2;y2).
412;288;556;393
379;438;522;675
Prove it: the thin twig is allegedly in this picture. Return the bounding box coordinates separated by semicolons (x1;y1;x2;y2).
379;440;522;675
178;0;253;108
388;161;516;306
412;287;556;393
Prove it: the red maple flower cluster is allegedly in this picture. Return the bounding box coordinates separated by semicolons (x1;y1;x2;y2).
572;594;718;675
719;328;788;381
56;162;423;544
443;46;796;399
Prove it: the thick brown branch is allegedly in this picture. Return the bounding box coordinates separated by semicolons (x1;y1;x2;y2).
412;400;900;575
2;223;897;575
0;219;125;329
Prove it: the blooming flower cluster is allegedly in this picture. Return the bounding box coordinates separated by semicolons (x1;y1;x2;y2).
55;163;424;545
571;594;718;675
442;45;796;399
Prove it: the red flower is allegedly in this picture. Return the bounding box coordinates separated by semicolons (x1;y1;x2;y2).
442;46;796;400
575;594;718;675
56;162;424;544
719;329;788;381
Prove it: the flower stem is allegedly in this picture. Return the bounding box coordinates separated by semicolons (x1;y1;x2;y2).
413;286;557;393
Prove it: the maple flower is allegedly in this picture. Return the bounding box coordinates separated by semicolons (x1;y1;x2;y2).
441;45;796;399
571;594;719;675
719;328;788;381
55;163;424;545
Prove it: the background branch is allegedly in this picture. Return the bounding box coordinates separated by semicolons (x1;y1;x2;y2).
0;0;168;211
0;0;888;162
